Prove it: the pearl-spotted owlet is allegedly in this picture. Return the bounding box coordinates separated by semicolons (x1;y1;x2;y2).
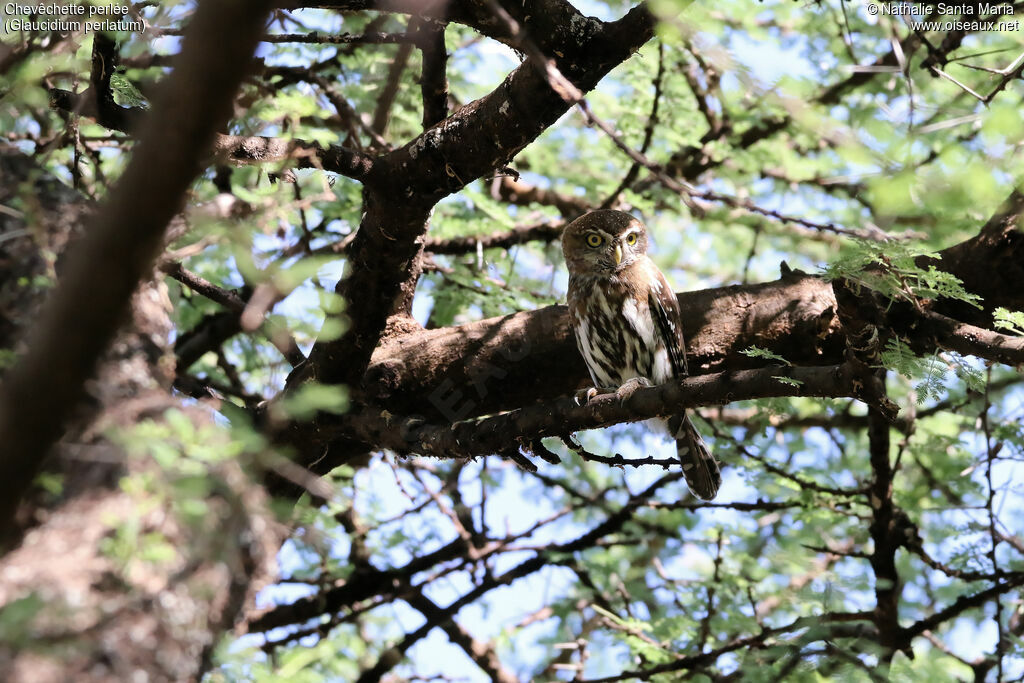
563;210;722;500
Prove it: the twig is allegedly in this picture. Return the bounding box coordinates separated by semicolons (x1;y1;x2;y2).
372;40;414;135
261;30;417;44
600;41;666;209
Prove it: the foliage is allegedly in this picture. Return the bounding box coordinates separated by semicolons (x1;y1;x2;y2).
821;239;982;310
994;307;1024;336
742;346;793;366
878;338;948;403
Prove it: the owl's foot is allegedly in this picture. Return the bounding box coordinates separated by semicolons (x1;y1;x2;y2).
615;376;653;401
575;386;623;405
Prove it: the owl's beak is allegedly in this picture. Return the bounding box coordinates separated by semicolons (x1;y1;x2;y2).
613;244;623;266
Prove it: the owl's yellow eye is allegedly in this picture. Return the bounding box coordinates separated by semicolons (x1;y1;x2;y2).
585;233;603;248
625;233;638;246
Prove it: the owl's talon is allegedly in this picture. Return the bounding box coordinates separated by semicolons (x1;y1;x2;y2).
615;377;653;401
574;387;600;405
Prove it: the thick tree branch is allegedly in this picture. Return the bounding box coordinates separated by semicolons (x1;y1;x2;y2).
261;30;417;44
88;33;122;126
364;201;1024;425
914;309;1024;366
341;362;892;463
492;176;592;217
373;5;655;204
924;187;1024;323
291;0;598;51
866;387;905;664
49;86;146;133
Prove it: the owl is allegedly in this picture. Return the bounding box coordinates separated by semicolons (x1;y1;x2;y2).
562;210;721;500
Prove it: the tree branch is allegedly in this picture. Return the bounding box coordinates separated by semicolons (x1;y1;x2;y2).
866;386;905;664
403;589;519;683
424;219;565;254
353;472;679;683
413;18;449;129
340;362;891;463
581;614;878;682
902;574;1024;643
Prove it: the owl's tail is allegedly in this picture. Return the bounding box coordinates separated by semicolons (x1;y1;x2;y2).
666;413;721;501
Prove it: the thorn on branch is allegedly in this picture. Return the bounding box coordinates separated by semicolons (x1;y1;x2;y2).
526;438;561;465
491;165;520;182
505;448;538;472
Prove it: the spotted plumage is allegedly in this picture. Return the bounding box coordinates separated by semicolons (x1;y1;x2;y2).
563;210;722;500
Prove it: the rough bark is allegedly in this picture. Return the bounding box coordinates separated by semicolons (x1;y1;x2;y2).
347;362;891;462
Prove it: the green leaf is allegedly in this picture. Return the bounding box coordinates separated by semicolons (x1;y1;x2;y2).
993;307;1024;335
742;346;792;365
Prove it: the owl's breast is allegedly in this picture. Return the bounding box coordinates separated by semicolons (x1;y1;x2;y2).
567;276;673;388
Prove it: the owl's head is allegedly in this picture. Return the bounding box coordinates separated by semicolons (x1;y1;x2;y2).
562;210;649;276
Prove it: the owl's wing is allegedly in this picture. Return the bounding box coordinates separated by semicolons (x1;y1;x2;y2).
648;269;688;377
